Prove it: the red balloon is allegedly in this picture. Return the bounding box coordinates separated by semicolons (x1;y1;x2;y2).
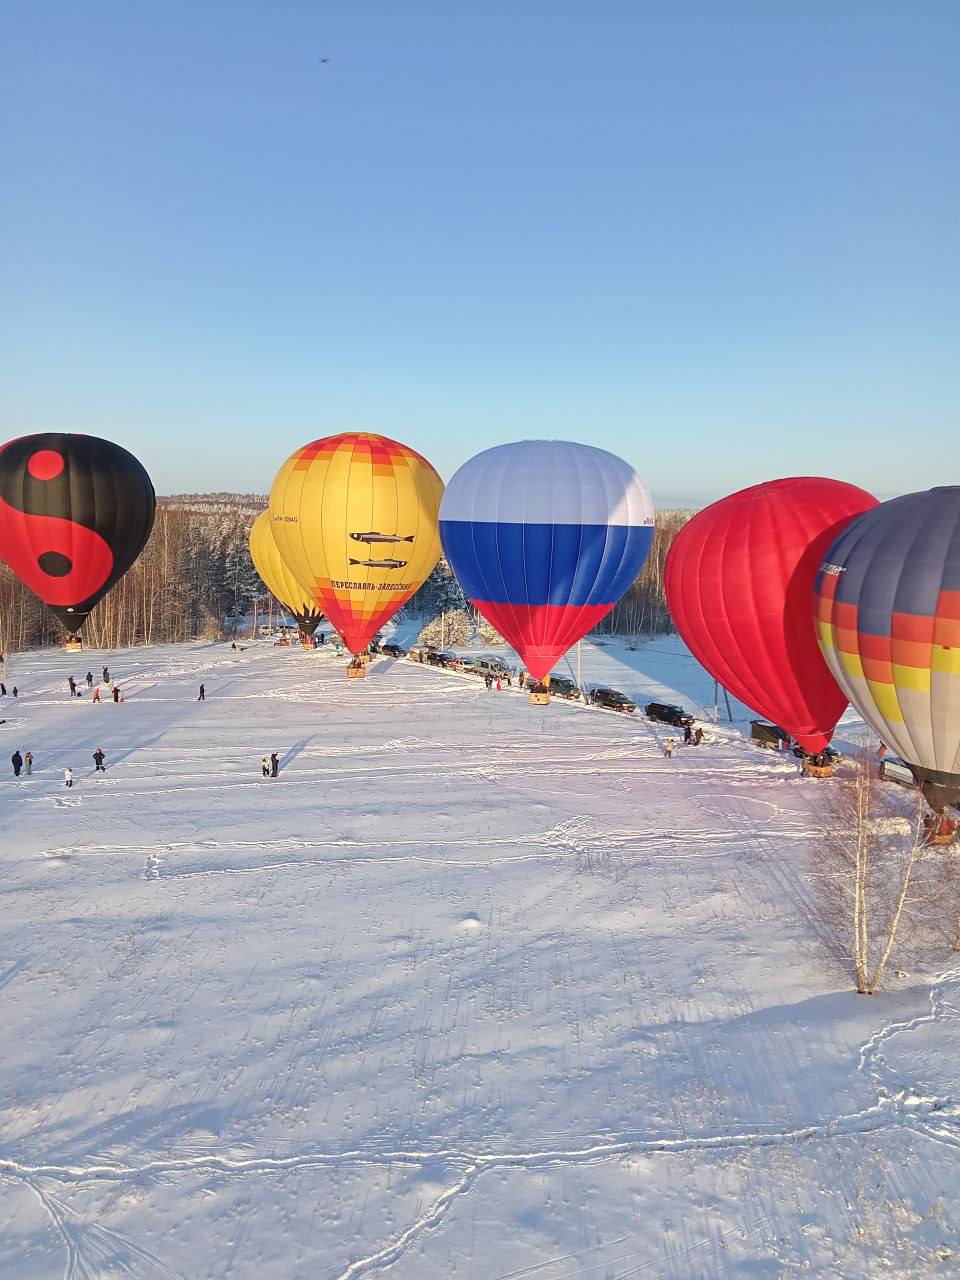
665;477;877;753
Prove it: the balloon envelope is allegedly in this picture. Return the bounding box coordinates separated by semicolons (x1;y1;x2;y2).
815;487;960;808
248;511;323;636
439;440;655;680
269;433;444;654
0;432;156;635
665;477;877;753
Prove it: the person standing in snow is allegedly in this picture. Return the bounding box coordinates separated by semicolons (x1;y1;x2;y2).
693;727;704;745
24;752;32;775
495;677;502;691
261;757;270;778
198;684;205;701
663;739;675;759
0;682;6;696
92;686;101;703
270;753;280;777
86;671;93;687
683;724;693;745
93;749;106;772
67;676;77;697
11;687;17;698
64;767;73;788
102;666;110;683
11;750;23;777
112;686;120;703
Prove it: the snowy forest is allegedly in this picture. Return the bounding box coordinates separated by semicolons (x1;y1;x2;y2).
0;497;691;653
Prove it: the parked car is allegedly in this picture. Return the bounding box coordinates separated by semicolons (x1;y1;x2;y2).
547;675;581;700
592;687;636;713
437;652;466;670
472;655;512;678
879;755;915;787
646;702;693;727
381;642;406;658
425;649;446;666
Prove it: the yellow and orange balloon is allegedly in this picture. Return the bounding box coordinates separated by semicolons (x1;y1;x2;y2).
248;511;324;636
269;433;444;653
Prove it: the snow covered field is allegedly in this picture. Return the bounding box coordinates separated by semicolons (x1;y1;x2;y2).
1;636;958;1278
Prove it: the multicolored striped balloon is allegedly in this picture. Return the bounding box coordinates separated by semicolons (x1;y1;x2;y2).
439;440;655;680
815;487;960;809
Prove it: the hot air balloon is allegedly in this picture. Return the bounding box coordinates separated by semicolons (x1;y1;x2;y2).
269;433;444;659
665;477;877;755
249;511;323;639
815;487;960;811
0;433;156;640
439;441;655;688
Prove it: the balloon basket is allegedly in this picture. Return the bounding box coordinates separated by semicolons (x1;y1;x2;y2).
923;815;957;847
806;763;833;779
63;639;83;653
301;635;316;650
347;664;366;680
529;690;550;706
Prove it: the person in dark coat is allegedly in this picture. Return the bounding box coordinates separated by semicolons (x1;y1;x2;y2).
11;750;23;777
102;666;110;682
112;686;120;703
93;749;106;772
270;753;279;777
0;683;5;696
11;687;17;698
683;724;693;745
86;672;93;687
68;676;77;697
693;727;704;745
198;684;205;701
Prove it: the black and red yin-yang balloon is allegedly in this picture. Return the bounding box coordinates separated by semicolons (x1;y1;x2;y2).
0;433;156;634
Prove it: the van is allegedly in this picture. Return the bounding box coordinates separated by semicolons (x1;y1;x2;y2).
472;655;512;678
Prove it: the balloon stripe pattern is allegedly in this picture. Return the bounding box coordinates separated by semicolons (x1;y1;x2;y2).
0;433;155;635
248;511;323;637
815;487;960;797
666;477;877;754
269;433;443;654
440;441;654;680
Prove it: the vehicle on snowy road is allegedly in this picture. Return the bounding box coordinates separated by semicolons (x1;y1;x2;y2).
547;676;582;701
593;688;636;713
646;702;693;727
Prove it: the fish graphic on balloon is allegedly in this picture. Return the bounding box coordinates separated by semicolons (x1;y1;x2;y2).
348;557;409;570
0;433;156;637
349;532;415;545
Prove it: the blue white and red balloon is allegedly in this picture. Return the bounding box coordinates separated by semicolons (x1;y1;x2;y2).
439;440;655;680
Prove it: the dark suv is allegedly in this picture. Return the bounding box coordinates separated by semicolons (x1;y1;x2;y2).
645;702;693;727
548;676;581;700
592;687;636;713
381;642;406;658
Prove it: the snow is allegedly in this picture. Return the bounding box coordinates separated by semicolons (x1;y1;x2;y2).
1;635;958;1278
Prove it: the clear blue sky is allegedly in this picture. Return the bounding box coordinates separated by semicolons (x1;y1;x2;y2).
2;1;957;504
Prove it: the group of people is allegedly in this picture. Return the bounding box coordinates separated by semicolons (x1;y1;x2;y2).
0;682;18;697
261;753;280;777
67;668;122;703
483;673;511;690
662;725;705;758
11;747;107;785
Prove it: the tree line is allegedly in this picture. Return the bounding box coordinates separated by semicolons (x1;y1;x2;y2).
0;502;691;653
